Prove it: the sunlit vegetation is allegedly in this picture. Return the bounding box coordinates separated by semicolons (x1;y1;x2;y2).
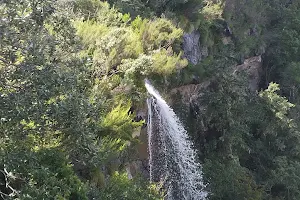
1;0;300;199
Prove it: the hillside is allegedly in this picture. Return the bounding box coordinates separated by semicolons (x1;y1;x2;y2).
1;0;300;199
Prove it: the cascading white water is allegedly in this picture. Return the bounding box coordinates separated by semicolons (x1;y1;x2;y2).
145;80;207;200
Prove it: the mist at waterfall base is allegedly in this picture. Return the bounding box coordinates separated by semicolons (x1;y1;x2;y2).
145;80;207;200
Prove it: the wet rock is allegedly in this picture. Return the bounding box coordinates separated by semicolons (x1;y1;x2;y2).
126;121;150;179
126;160;149;180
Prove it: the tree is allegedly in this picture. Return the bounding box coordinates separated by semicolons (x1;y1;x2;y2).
0;0;163;198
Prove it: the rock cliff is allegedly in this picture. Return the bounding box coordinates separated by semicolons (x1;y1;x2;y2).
183;30;202;65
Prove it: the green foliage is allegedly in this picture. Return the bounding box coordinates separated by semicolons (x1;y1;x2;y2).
107;0;153;18
101;103;144;140
107;0;202;18
6;147;87;200
172;62;300;199
74;4;187;101
262;2;300;101
152;50;188;75
3;0;300;199
139;18;183;52
259;83;295;124
201;0;223;21
93;172;163;200
203;158;263;200
170;1;300;200
0;0;163;199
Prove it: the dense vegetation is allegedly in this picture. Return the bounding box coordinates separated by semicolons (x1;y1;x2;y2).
1;0;300;199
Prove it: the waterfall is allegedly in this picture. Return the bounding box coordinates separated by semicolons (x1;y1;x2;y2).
145;80;207;200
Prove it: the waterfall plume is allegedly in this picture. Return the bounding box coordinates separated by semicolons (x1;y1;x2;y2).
145;80;207;200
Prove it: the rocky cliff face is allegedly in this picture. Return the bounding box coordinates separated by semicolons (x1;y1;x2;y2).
233;55;262;92
171;55;263;100
125;108;149;179
183;30;202;65
170;81;211;106
126;127;150;180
